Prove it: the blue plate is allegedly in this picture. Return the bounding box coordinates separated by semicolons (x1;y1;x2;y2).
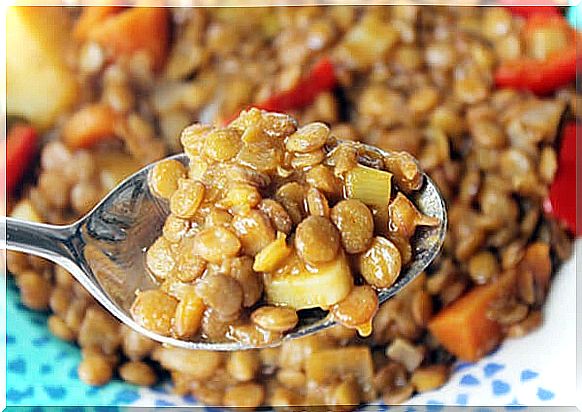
7;278;142;407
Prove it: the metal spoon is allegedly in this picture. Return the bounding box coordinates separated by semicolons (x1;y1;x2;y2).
2;146;446;351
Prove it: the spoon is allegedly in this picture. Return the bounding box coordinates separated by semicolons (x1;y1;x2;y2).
2;145;447;351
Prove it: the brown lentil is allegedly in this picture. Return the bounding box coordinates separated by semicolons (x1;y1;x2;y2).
274;182;307;225
468;251;500;285
306;187;331;217
192;226;241;264
64;300;89;334
386;338;424;372
17;271;51;310
204;207;233;228
285;122;330;153
295;215;341;265
331;285;378;336
121;326;157;361
227;351;260;382
78;354;114;386
220;183;262;214
384;152;423;193
203;129;242;161
173;291;206;339
195;273;243;319
49;286;71;317
78;307;121;355
306;164;342;196
162;214;190;243
169;179;205;218
130;290;178;336
176;240;207;282
229;256;264;307
507;310;543;338
149;159;187;199
119;361;158;386
48;315;76;341
152;347;223;379
488;300;529;326
291;149;326;170
223;382;265;408
410;365;448;392
258;199;293;234
373;362;408;393
251;306;299;333
229;323;282;347
358;237;402;289
232;210;276;256
331;199;374;254
201;308;233;341
146;236;176;279
383;384;415;405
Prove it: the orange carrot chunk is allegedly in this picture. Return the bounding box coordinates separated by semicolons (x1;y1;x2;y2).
62;104;118;149
73;6;121;42
428;270;516;362
83;7;170;71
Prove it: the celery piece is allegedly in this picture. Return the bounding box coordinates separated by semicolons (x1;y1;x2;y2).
344;164;392;208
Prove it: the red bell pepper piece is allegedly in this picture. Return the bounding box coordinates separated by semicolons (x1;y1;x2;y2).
257;57;337;112
494;47;578;95
494;13;579;95
522;12;573;37
497;0;560;19
3;124;38;197
224;57;337;124
506;6;560;18
543;122;579;236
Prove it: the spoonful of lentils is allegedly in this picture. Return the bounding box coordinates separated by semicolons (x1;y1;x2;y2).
2;108;446;351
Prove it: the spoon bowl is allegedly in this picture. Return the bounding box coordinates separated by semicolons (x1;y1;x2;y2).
3;145;446;351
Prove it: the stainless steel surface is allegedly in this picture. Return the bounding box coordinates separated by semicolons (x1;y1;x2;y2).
2;145;447;351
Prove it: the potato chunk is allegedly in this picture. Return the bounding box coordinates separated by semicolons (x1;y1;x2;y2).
7;7;78;129
263;251;353;310
305;346;377;402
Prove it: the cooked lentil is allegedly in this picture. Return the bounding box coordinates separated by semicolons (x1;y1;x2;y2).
358;237;402;289
223;382;265;408
119;361;158;386
78;354;114;387
410;365;448;393
331;199;374;254
226;350;260;382
330;285;378;336
251;306;299;333
17;270;51;311
48;315;76;342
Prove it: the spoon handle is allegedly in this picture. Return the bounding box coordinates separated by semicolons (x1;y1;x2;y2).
2;216;147;333
2;217;77;268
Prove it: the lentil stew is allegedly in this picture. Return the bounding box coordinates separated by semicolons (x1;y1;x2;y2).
7;5;575;409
